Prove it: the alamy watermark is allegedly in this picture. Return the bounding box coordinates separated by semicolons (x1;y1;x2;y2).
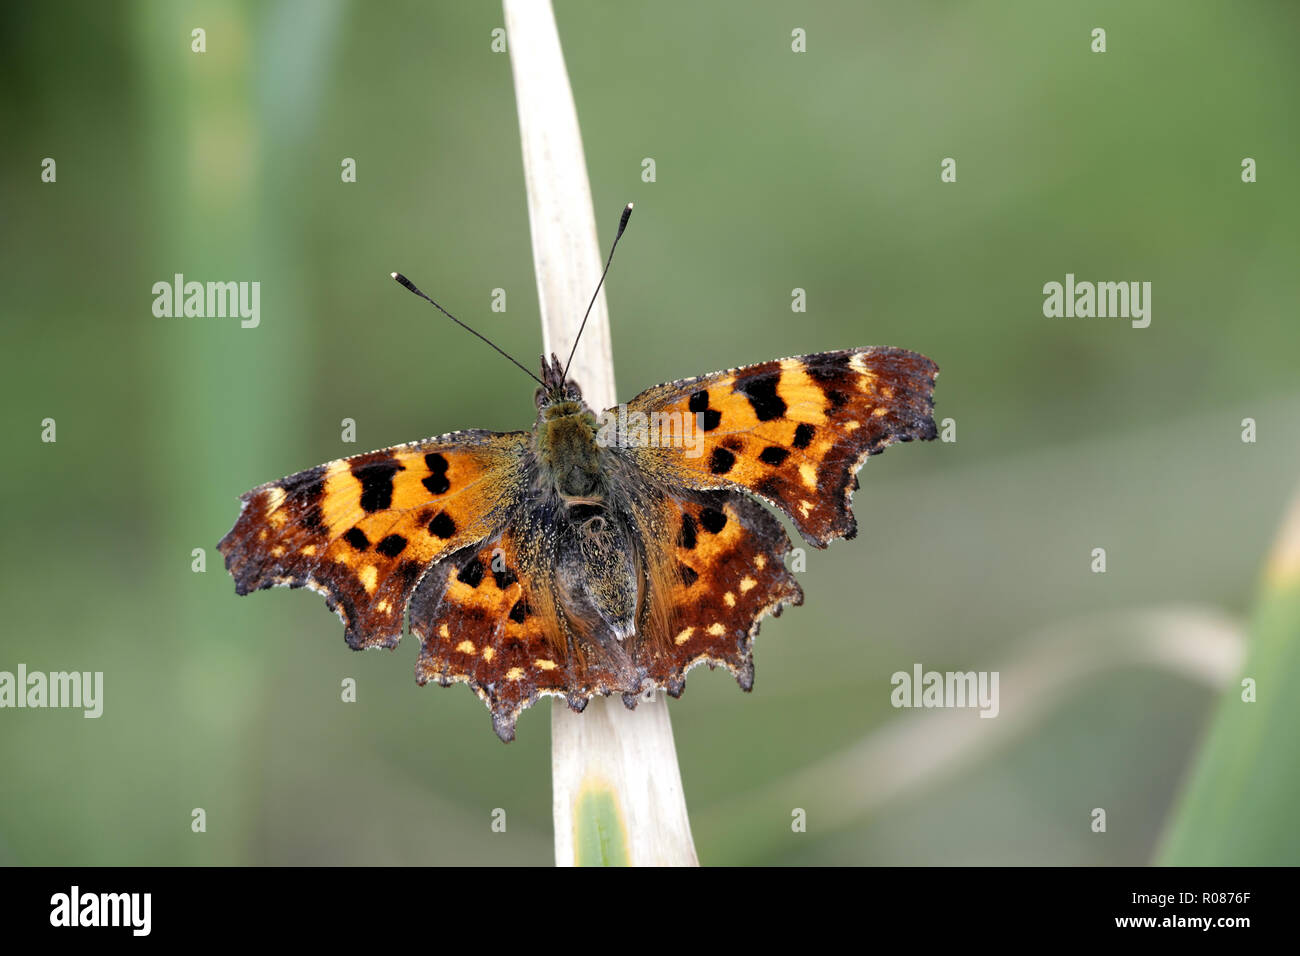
152;273;260;328
0;664;102;717
1042;273;1151;328
50;886;150;936
595;406;706;458
891;663;999;718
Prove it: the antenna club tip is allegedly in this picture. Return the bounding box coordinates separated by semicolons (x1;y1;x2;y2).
392;272;421;295
390;272;399;279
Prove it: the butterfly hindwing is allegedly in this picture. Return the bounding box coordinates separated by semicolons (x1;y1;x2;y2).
638;489;803;696
217;429;530;650
617;347;938;547
408;532;562;741
409;509;640;741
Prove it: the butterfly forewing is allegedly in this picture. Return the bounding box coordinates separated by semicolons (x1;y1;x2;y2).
617;347;938;546
218;429;530;649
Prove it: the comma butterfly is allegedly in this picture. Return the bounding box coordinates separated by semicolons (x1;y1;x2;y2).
218;206;939;741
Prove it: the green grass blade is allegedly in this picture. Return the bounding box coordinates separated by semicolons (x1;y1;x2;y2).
573;783;631;867
1158;496;1300;865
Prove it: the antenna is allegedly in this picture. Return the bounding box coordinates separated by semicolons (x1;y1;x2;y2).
561;202;633;383
391;272;544;387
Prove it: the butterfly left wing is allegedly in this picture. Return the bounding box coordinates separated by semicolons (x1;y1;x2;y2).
217;429;531;650
408;534;565;742
409;509;643;741
615;347;938;547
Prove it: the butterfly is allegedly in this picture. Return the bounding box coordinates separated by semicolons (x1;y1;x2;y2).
218;205;939;741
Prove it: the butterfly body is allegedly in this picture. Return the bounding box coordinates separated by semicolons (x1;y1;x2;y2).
535;401;603;502
219;346;938;740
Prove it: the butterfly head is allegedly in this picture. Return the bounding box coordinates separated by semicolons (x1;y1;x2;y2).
536;203;634;415
535;352;585;416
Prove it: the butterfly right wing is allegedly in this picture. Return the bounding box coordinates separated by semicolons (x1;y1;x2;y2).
616;347;939;547
632;488;804;698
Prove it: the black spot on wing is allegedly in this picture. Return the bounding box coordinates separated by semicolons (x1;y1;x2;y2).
679;564;699;586
736;373;787;422
423;452;451;495
678;513;698;550
428;512;456;538
457;555;485;588
759;446;789;466
376;534;408;558
688;389;723;431
792;423;815;449
709;447;736;475
343;527;370;551
352;457;403;512
699;507;727;534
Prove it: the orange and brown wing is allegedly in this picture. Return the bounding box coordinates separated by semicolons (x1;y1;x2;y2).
635;490;803;697
217;429;531;650
408;536;563;742
618;347;938;547
409;508;643;742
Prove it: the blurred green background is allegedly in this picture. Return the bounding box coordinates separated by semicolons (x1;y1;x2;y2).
2;0;1298;865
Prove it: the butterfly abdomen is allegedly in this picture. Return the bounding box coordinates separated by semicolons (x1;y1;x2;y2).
554;505;641;642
